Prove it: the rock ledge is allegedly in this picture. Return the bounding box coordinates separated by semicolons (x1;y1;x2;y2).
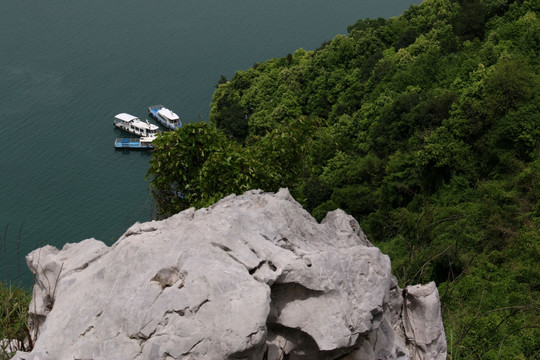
15;189;446;360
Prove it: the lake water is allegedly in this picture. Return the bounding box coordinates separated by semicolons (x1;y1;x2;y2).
1;0;421;286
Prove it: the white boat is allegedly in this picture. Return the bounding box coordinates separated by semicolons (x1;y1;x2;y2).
114;113;159;137
148;105;182;130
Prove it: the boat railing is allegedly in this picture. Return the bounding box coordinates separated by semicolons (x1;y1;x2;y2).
115;138;140;143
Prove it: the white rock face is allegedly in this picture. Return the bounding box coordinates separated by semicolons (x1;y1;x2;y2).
14;189;446;360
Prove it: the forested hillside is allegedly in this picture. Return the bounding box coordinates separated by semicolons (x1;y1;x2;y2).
148;0;540;357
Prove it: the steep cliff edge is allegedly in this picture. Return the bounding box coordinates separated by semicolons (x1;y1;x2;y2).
15;189;446;360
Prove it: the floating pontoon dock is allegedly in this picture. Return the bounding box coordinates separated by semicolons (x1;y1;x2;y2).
114;137;154;150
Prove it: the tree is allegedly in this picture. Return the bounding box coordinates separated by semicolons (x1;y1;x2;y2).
147;123;233;217
209;84;248;142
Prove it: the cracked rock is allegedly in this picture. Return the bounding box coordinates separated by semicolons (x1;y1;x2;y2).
151;267;181;289
14;188;446;360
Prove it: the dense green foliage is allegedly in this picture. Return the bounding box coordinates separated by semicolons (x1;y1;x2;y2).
147;118;315;217
149;0;540;357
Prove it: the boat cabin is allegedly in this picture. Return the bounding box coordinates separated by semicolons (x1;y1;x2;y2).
148;105;182;130
157;108;180;126
114;113;159;137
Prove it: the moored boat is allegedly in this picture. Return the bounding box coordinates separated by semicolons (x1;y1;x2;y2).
114;113;159;137
114;136;155;150
148;105;181;130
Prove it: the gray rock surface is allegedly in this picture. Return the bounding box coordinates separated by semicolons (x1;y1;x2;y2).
14;188;446;360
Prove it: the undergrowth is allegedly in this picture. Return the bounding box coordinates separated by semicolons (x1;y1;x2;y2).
0;282;30;359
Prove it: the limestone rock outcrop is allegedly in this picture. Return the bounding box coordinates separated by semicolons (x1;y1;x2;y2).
15;189;446;360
